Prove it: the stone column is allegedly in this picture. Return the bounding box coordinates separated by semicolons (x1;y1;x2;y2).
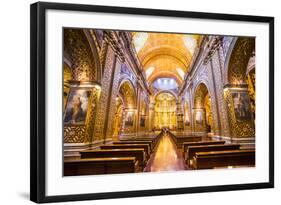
210;45;231;138
105;58;122;139
64;81;101;155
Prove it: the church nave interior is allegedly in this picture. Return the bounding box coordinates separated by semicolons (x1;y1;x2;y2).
63;29;256;176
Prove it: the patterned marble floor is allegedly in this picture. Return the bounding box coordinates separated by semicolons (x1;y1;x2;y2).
145;133;186;172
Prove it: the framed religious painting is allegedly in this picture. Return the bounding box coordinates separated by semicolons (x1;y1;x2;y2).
30;1;274;203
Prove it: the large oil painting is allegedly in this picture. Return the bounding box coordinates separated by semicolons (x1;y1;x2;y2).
124;111;134;127
64;89;91;125
232;92;252;121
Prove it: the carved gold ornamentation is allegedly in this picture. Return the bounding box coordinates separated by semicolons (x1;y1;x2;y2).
64;126;86;143
63;30;256;145
228;38;255;84
64;29;97;81
154;92;177;129
224;88;255;138
93;46;116;140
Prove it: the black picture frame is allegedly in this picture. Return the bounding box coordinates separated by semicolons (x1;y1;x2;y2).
30;1;274;203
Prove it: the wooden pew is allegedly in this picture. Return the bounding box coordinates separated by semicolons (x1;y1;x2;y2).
167;131;202;148
175;136;202;148
187;144;241;167
183;140;225;161
113;141;153;151
80;148;146;169
192;150;255;169
121;137;158;150
100;144;150;159
64;157;139;176
120;132;163;150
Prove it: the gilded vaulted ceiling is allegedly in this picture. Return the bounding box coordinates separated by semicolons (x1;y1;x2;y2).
132;32;202;86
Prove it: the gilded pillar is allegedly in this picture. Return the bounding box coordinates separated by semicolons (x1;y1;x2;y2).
149;102;155;131
210;44;231;137
136;82;141;136
64;82;101;145
223;84;255;141
105;58;122;139
93;39;117;142
176;100;184;131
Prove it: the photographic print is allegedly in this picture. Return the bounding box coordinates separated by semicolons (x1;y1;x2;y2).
30;2;274;202
63;28;256;176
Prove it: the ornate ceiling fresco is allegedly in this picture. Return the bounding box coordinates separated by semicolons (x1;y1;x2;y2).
132;32;203;87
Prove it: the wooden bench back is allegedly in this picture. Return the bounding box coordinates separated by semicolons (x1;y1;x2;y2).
64;157;138;176
183;140;225;153
100;144;150;157
188;144;241;160
122;138;157;148
193;150;255;169
80;148;146;168
175;136;202;148
113;141;152;150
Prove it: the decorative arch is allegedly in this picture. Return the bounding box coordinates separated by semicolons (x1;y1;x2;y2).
116;79;138;135
193;83;209;109
141;46;191;68
225;37;255;84
192;82;215;133
118;79;137;109
149;71;183;85
153;89;178;101
64;29;101;82
143;53;188;71
83;29;102;83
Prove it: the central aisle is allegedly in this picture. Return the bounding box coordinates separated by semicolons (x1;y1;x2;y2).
145;133;186;172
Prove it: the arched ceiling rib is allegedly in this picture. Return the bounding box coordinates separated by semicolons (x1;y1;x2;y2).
132;32;202;86
149;70;183;85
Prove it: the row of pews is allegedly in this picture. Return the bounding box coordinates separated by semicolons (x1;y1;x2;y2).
64;132;163;176
182;140;255;169
169;131;202;148
167;130;255;169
